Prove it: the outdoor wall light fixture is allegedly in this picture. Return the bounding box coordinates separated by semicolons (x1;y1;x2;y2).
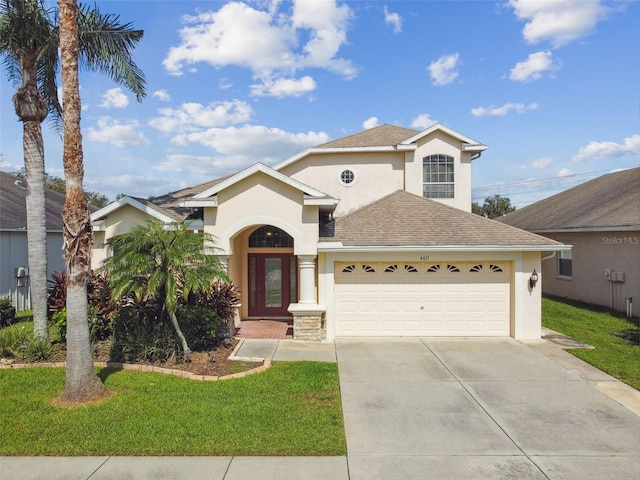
529;269;539;289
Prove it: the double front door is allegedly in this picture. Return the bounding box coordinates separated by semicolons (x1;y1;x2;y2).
248;253;297;317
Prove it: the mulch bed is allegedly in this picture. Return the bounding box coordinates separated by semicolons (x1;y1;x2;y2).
5;338;263;378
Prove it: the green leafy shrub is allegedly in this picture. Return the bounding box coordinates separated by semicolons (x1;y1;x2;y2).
22;337;53;362
52;307;113;344
177;305;220;351
0;297;16;327
109;303;179;363
109;303;221;362
0;323;31;358
187;282;240;326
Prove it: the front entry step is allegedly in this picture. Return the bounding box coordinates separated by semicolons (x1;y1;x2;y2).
236;319;293;339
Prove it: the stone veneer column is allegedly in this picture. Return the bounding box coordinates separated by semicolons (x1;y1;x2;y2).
289;255;325;341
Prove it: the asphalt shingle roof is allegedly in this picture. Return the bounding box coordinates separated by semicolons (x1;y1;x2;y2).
500;167;640;231
0;171;66;230
316;124;419;148
322;190;561;247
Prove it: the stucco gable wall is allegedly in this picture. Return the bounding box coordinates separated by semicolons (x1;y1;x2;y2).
406;131;473;212
91;205;155;269
280;151;404;217
204;172;319;255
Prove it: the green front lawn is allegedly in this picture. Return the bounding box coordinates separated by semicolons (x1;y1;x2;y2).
542;296;640;390
0;362;345;456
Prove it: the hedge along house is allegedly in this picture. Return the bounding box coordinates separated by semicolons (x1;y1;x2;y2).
91;123;567;340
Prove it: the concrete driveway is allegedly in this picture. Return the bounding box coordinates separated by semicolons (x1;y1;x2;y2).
336;337;640;480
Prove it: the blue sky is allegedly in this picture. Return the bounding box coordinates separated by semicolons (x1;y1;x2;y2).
1;0;638;207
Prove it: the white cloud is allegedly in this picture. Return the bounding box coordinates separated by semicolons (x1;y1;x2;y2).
572;134;640;162
471;102;538;117
152;90;171;102
557;168;575;177
172;125;330;171
149;100;253;133
86;117;150;147
250;75;317;97
362;117;379;129
530;157;554;169
508;0;610;48
219;78;233;90
99;88;129;109
411;114;437;130
428;53;460;86
509;51;561;83
384;6;402;34
162;0;356;94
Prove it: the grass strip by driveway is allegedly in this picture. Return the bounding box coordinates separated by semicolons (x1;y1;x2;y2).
542;296;640;390
0;362;345;456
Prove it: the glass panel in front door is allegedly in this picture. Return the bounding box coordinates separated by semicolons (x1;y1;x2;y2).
264;257;282;308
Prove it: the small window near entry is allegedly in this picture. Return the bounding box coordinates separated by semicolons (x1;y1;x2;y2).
558;249;572;278
339;169;356;186
249;225;294;248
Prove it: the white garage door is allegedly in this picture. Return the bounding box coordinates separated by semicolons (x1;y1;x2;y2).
334;261;510;336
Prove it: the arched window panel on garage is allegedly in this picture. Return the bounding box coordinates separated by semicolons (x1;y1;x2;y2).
249;225;294;248
427;264;441;272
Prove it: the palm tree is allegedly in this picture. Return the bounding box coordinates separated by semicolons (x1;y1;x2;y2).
58;0;104;402
100;220;229;359
0;0;145;341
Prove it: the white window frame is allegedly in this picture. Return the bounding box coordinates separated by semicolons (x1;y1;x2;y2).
423;154;454;199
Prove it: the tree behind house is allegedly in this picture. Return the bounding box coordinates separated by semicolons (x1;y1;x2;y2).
472;194;516;219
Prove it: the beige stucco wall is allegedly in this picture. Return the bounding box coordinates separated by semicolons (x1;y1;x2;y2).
90;206;154;269
404;131;473;211
280;151;405;217
203;172;320;257
540;230;639;317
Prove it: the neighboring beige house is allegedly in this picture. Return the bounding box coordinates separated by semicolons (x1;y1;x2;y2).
501;167;640;318
91;123;567;340
0;171;66;311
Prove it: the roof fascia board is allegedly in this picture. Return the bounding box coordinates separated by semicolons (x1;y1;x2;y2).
0;228;64;233
180;199;219;208
532;226;640;233
401;123;486;150
90;196;175;224
193;163;329;199
317;244;571;253
304;197;340;206
273;146;415;171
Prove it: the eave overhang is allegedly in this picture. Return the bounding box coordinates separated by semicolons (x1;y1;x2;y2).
317;243;572;253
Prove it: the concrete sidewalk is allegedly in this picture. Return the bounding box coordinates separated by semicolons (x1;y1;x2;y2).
2;335;639;480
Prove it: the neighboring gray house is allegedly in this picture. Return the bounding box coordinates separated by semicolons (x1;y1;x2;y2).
501;167;640;318
0;171;66;311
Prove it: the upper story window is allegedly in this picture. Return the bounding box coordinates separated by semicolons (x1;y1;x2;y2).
423;154;454;199
249;225;294;248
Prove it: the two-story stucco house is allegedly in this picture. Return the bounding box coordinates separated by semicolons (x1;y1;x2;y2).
90;123;567;340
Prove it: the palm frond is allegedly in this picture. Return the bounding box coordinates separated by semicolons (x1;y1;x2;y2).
77;3;146;101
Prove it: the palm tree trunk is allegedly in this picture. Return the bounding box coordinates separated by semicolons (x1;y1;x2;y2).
13;79;49;341
59;0;105;402
168;309;192;360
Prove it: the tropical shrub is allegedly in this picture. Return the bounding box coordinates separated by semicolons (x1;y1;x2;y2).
52;306;112;344
109;302;221;362
0;297;16;327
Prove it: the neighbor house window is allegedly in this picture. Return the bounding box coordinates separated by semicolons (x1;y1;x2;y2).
558;249;572;278
423;154;454;198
